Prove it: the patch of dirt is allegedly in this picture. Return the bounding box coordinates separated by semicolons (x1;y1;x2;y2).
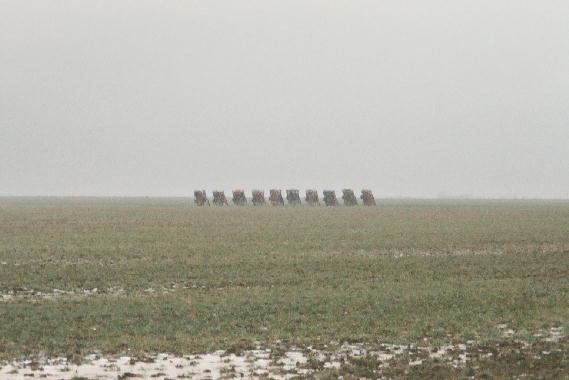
0;331;565;379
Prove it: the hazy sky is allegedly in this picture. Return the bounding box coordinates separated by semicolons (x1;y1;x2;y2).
1;1;568;198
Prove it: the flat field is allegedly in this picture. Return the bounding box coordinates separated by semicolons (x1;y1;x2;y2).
1;198;568;378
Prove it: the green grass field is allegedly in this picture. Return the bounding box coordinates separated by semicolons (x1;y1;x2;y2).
1;198;568;378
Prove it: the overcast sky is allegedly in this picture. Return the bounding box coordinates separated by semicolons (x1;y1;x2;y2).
1;1;568;198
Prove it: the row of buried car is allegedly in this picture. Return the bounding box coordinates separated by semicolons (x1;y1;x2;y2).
194;189;376;207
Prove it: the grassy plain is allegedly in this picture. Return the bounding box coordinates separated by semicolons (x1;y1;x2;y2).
1;198;568;377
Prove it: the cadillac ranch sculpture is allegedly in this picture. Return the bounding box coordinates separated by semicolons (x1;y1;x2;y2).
232;190;247;206
251;190;266;206
195;189;375;207
286;189;301;206
305;189;320;206
212;191;229;206
342;189;358;206
269;189;285;206
194;190;209;206
361;189;376;206
323;190;339;206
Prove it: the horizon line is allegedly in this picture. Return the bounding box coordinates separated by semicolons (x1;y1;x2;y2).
1;195;568;201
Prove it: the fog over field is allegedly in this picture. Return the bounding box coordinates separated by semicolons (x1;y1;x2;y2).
1;0;568;198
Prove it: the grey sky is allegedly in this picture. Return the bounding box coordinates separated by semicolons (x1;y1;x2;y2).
1;0;568;198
